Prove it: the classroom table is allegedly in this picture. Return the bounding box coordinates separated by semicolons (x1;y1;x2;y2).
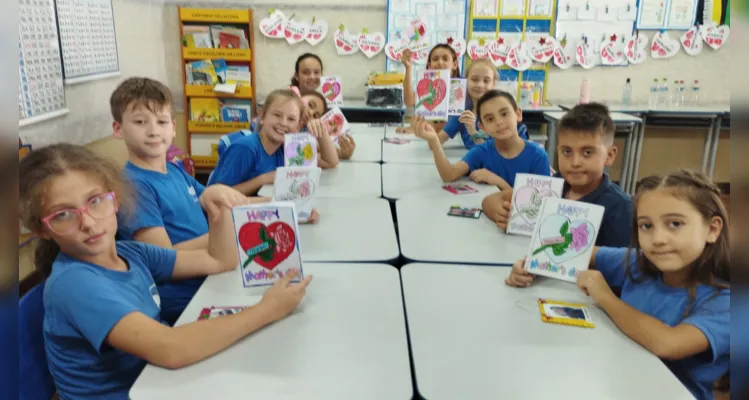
340;100;405;124
349;122;387;138
259;162;382;199
401;263;696;400
382;136;468;164
343;132;382;163
544;111;642;192
396;196;529;265
381;163;499;200
130;263;413;400
298;198;399;262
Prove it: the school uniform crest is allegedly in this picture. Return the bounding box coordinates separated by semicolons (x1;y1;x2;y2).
187;185;198;202
149;284;161;308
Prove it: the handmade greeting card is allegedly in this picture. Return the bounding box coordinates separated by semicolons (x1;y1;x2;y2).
320;107;351;145
448;78;467;115
523;197;604;283
232;202;303;288
414;69;450;120
284;133;318;167
319;76;343;106
538;299;595;328
272;167;321;223
507;173;565;236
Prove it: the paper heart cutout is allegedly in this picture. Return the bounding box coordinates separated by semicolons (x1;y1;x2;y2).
305;20;328;46
334;28;359;55
238;221;296;270
625;34;648;64
701;24;730;50
409;41;431;64
680;26;702;56
284;19;308;45
416;76;447;111
529;37;557;63
600;42;625;65
466;39;489;60
553;42;575;69
385;40;408;61
259;12;286;39
506;43;532;71
487;40;509;66
514;186;557;224
651;31;680;59
358;32;385;58
445;38;466;58
576;42;598;69
538;214;594;264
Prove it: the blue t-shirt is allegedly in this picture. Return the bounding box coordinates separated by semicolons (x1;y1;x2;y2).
557;172;633;247
442;108;529;149
461;139;550;187
217;129;253;158
208;132;284;188
595;247;730;400
44;241;177;400
119;161;208;323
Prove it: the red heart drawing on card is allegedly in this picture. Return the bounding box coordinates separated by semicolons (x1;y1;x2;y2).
284;19;308;45
553;43;574;69
600;42;624;65
416;77;447;111
321;81;341;101
625;34;647;64
260;17;285;39
238;222;296;270
529;36;557;63
305;20;328;46
385;40;407;61
507;43;531;70
651;32;679;59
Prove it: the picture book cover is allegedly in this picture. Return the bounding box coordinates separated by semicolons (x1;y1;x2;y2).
220;99;251;122
320;106;351;145
523;197;604;282
284;133;318;167
538;299;595;328
190;98;220;122
507;173;565;236
319;76;343;106
232;202;303;288
414;69;450;120
273;166;322;223
448;78;467;115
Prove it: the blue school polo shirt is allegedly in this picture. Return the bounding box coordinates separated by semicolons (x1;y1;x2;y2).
208;132;284;187
119;161;208;323
595;247;730;400
557;172;633;247
43;241;176;400
461;139;550;187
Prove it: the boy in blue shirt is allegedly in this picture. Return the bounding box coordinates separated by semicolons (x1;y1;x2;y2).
111;77;264;324
411;89;549;191
483;102;633;247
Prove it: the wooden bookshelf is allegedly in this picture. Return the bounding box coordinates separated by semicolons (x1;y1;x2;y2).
179;7;257;167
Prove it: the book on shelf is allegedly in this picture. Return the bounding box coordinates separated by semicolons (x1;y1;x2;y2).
184;24;249;49
185;59;250;87
220;99;252;122
187;60;219;85
182;25;212;48
190;98;221;122
226;65;251;86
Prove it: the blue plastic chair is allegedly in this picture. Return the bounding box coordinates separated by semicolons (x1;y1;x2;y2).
19;283;56;400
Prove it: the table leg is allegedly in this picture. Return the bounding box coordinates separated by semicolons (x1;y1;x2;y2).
701;118;716;174
619;123;634;191
546;119;557;168
628;120;646;195
707;117;723;178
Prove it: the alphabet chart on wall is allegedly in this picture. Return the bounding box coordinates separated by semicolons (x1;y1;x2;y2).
55;0;120;83
19;0;67;124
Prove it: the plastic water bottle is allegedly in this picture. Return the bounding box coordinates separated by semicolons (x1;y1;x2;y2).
691;80;700;106
519;83;532;108
621;78;632;106
658;78;669;108
669;80;679;107
579;78;590;104
677;80;687;108
648;78;659;108
531;82;542;108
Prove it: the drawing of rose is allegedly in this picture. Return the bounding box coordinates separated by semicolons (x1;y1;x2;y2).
570;223;589;252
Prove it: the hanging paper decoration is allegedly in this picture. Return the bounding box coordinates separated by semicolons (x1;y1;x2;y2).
385;40;408;61
284;18;309;45
651;31;680;59
487;38;510;66
467;39;489;60
405;18;428;43
358;28;385;58
305;18;328;46
506;43;532;71
599;34;625;66
259;9;287;39
701;24;730;50
575;38;598;69
528;36;557;63
409;41;431;64
680;25;703;56
553;35;575;69
334;25;359;55
625;32;647;64
444;37;466;58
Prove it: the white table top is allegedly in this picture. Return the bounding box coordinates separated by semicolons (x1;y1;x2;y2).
344;133;382;163
385;125;418;140
340;99;406;112
396;196;529;265
383;137;467;164
131;263;413;400
349;123;386;137
401;263;695;400
259;162;382;199
298;198;399;262
381;163;499;200
544;111;642;123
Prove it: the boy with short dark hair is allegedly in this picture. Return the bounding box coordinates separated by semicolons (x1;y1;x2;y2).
483;102;633;247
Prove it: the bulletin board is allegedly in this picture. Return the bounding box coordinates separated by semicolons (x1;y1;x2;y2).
19;0;68;125
385;0;469;71
467;0;557;100
55;0;120;84
636;0;699;30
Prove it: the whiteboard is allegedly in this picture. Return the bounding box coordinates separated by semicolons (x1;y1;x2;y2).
19;0;67;123
56;0;120;83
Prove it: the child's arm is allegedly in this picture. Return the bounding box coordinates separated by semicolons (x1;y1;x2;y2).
413;117;469;181
209;145;273;195
468;169;511;191
232;172;275;196
308;119;339;169
402;49;415;107
337;134;356;160
482;190;512;228
106;270;312;369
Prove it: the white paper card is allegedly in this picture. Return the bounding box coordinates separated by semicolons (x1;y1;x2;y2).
273;167;321;223
284;133;318;167
414;69;451;121
448;78;468;115
319;76;343;106
507;174;566;236
320;106;351;145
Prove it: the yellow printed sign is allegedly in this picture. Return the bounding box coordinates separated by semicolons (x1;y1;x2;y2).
188;121;250;133
183;48;251;61
185;85;253;99
180;8;249;23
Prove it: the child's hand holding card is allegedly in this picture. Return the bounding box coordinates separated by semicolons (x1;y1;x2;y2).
320;107;351;145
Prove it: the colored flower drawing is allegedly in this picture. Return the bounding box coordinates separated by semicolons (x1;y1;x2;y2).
569;223;589;252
